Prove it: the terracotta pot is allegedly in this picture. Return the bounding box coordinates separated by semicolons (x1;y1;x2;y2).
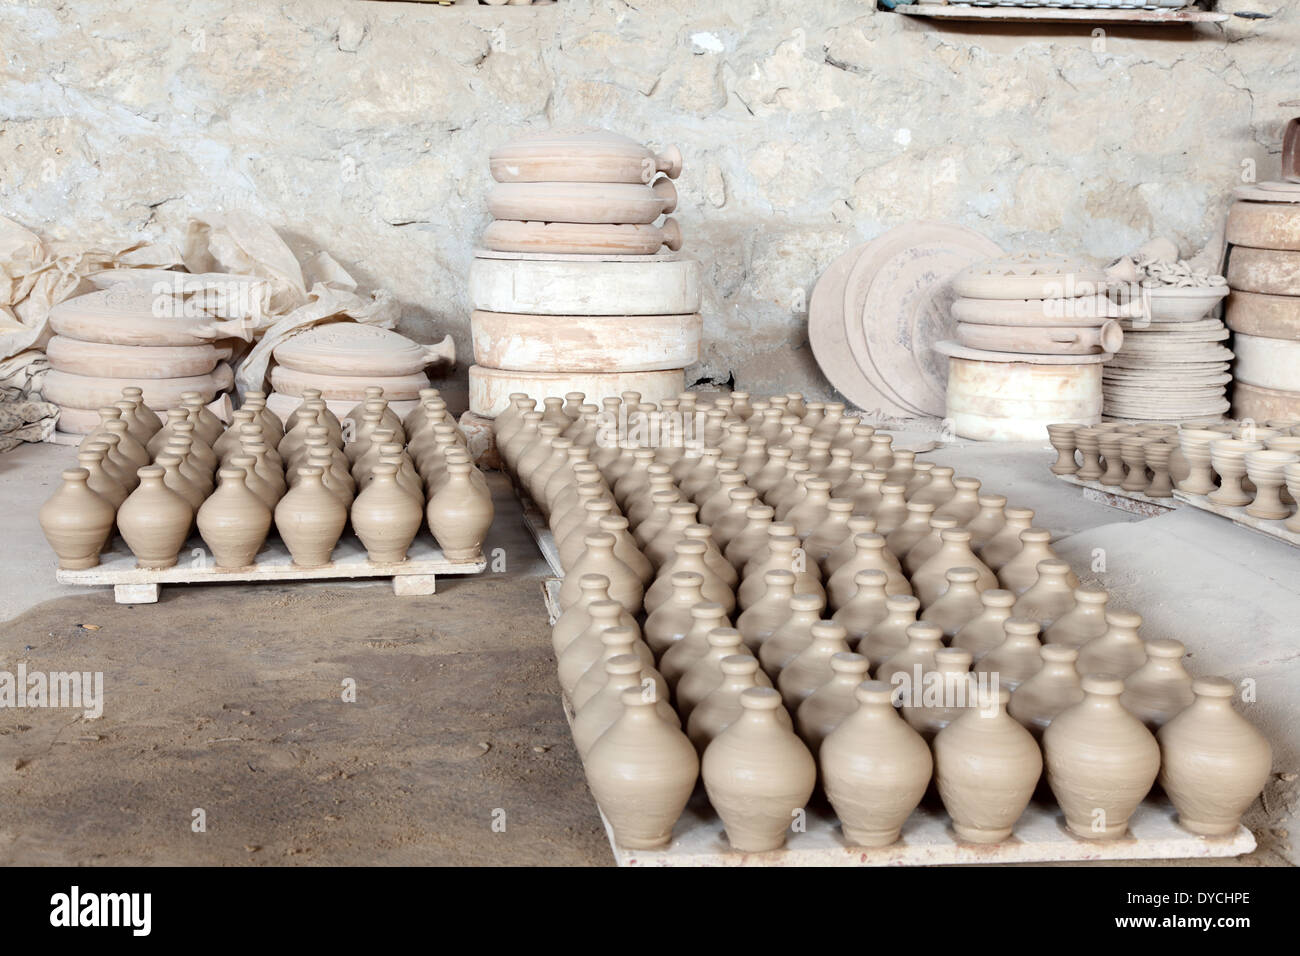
117;465;194;569
1044;674;1160;840
822;680;933;847
1158;677;1273;836
702;687;817;852
39;468;116;570
197;467;272;568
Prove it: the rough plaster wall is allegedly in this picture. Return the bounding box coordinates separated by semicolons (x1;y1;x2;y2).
2;0;1297;399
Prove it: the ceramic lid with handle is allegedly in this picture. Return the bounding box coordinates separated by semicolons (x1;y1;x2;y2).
490;128;682;184
487;179;678;225
272;323;455;377
48;288;251;347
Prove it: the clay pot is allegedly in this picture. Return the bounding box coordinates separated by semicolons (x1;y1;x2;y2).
274;467;348;568
1007;644;1084;740
949;588;1016;661
688;654;790;752
426;461;494;562
827;533;910;609
153;454;201;515
1043;586;1109;647
643;572;706;658
758;593;825;678
1012;559;1078;627
885;502;937;561
658;601;732;690
196;467;272;568
802;499;855;570
909;465;957;508
964;494;1007;551
572;656;680;759
39;468;116;570
553;574;634;656
738;533;824;609
900;647;974;742
920;567;986;639
585;687;699;850
822;680;933;847
1077;609;1147;679
823;516;878;576
76;446;127;509
1158;677;1273;836
901;516;959;578
933;476;982;525
645;540;734;616
872;482;909;536
117;465;193;569
723;504;775;572
830;569;891;646
735;569;796;654
997;528;1072;595
676;628;763;722
1047;424;1079;475
977;506;1034;571
1044;674;1160;840
701;687;817;852
933;686;1042;844
794;652;871;755
777;621;851;712
974;617;1044;691
912;529;997;608
877;622;944;692
352;463;423;564
1120;638;1194;731
572;626;663;710
558;601;639;695
860;594;919;668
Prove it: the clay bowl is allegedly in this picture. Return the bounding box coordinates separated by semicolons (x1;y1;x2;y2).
1210;438;1264;474
1245;449;1299;482
1266;436;1300;455
1140;285;1229;324
1265;418;1300;431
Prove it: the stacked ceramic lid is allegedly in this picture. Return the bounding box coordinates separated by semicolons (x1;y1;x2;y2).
809;223;1003;420
931;252;1118;440
468;128;701;418
268;323;455;422
1109;252;1231;422
45;285;238;434
1224;171;1300;422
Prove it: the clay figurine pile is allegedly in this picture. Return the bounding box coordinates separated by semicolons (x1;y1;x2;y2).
38;385;494;573
499;389;1272;852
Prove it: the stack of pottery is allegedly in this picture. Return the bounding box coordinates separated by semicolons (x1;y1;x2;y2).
935;252;1117;440
44;286;240;435
528;388;1273;854
268;322;455;424
1224;178;1300;421
468;128;701;417
1108;254;1232;422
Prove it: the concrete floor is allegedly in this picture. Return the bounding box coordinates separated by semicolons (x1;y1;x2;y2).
0;436;1295;866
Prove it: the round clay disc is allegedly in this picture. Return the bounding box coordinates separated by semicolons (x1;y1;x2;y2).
272;324;451;377
1232;381;1300;421
43;363;234;411
46;336;232;379
470;310;701;372
489;128;682;184
1232;332;1300;391
1226;200;1300;251
1223;247;1300;296
955;321;1120;355
1224;289;1300;341
468;256;701;315
269;365;431;401
472;247;689;264
951;295;1134;327
487;180;677;225
933;340;1112;364
951;251;1109;300
1234;184;1300;204
480;219;681;256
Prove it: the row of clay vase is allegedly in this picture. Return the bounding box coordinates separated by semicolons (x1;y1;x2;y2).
40;385;495;571
516;389;1273;853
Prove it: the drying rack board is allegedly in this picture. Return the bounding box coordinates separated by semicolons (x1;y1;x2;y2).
1054;473;1181;517
537;574;1252;866
1172;491;1300;550
57;531;487;604
893;5;1228;24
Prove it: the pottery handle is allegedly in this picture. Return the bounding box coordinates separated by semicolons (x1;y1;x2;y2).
213;345;235;361
655;144;683;180
1097;320;1124;353
1048;330;1083;345
660;218;683;252
652;177;678;215
422;334;456;369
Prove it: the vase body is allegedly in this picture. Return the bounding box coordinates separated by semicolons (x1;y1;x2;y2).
1043;587;1109;646
39;469;116;570
274;469;348;568
117;467;193;569
687;655;790;752
1120;638;1194;731
776;622;851;712
1008;644;1084;739
830;569;890;645
757;594;824;678
912;530;996;608
795;652;871;755
643;572;706;657
920;568;985;638
1012;559;1077;627
197;468;272;568
1077;610;1147;679
352;465;423;563
427;462;493;561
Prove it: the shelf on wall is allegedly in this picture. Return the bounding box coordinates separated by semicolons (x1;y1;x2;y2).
892;4;1229;24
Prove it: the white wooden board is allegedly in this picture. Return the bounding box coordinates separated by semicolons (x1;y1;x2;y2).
1172;490;1300;550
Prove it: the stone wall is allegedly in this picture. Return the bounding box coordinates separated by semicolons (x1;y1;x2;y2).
3;0;1296;400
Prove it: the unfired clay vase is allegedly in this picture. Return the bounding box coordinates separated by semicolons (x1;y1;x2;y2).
877;622;944;692
1012;559;1078;627
933;687;1042;844
352;462;423;564
585;687;699;850
572;625;663;711
702;687;817;852
1158;677;1273;836
965;494;1007;551
901;647;974;741
978;506;1034;571
758;593;824;678
777;621;851;712
1044;674;1160;840
559;532;643;614
933;476;982;525
794;652;870;755
823;515;878;576
735;569;796;654
1007;645;1084;740
76;446;127;509
1120;638;1194;731
117;465;193;569
675;628;761;722
643;572;705;657
1077;609;1147;679
724;504;775;571
553;574;633;656
274;466;348;568
912;529;996;608
997;528;1072;595
826;533;910;608
558;600;636;694
860;594;919;668
974;617;1044;691
830;569;890;646
687;655;791;752
196;467;272;568
572;656;679;759
659;602;731;689
645;540;734;616
39;468;116;570
822;680;933;848
886;501;937;561
920;567;986;639
948;588;1015;662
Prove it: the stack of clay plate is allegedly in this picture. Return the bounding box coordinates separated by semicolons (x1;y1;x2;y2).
468;128;701;417
931;252;1116;440
1225;174;1300;421
268;323;455;422
45;286;240;434
810;223;1003;419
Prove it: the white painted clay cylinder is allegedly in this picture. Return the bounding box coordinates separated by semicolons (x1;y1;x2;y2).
470;310;701;372
1227;247;1300;296
46;336;233;379
269;365;431;401
1231;381;1300;422
1226;201;1300;251
1225;290;1300;341
1232;332;1300;391
43;363;235;412
944;357;1102;441
468;365;685;418
469;256;701;315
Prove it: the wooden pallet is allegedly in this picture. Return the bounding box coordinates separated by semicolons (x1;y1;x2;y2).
538;579;1251;866
1172;490;1300;550
57;531;487;604
1054;472;1180;517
